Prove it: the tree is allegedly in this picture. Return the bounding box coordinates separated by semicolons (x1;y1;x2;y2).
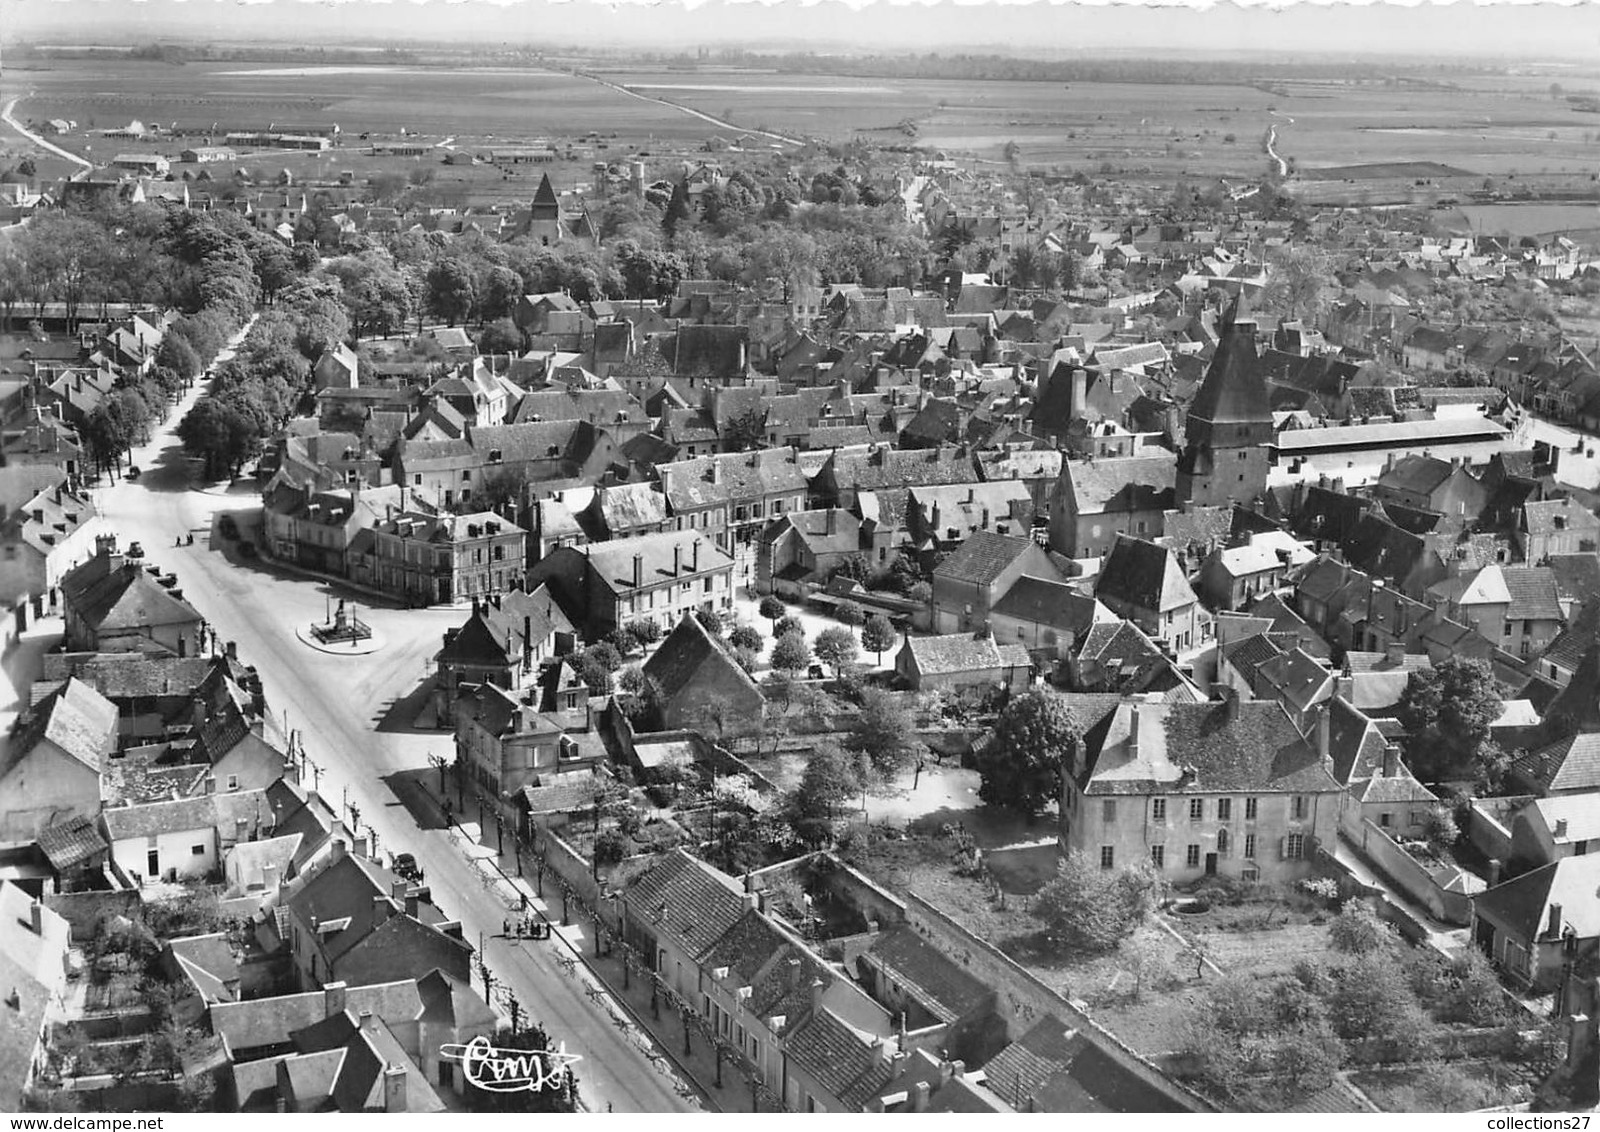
847;687;921;782
976;689;1081;817
662;181;692;238
860;614;897;664
1033;852;1157;953
593;829;627;869
686;607;721;638
773;615;804;641
1396;657;1504;785
728;624;763;653
1329;900;1390;955
813;626;859;677
770;631;812;675
789;741;859;845
758;595;786;627
1261;246;1331;325
477;316;523;355
1421;806;1460;856
177;396;256;480
426;257;477;325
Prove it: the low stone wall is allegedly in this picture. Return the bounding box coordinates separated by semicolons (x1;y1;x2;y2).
1341;815;1471;925
902;891;1212;1112
1465;796;1527;866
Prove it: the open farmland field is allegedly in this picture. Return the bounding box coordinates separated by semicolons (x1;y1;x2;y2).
1;60;714;147
1261;79;1600;177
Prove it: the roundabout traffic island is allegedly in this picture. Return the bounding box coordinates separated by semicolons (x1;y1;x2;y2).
295;598;387;656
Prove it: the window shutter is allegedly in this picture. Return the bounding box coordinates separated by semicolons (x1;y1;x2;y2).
1278;836;1289;860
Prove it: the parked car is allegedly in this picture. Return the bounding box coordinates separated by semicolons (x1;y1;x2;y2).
125;466;140;481
393;853;422;882
127;541;144;558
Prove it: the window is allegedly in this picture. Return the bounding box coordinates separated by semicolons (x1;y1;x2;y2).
1292;796;1308;821
1151;798;1166;821
191;844;205;856
414;474;422;486
1099;845;1115;870
1150;845;1165;869
1217;828;1230;856
703;576;713;593
701;994;711;1017
1238;451;1249;462
1185;844;1201;868
1216;798;1231;822
1379;812;1393;828
463;470;472;482
1285;833;1306;860
1188;798;1204;822
1102;800;1117;824
750;1038;760;1072
1245;797;1258;820
226;774;239;791
1244;833;1257;859
1504;620;1514;638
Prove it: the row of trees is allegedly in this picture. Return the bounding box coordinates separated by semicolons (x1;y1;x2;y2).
177;283;349;479
0;204;314;333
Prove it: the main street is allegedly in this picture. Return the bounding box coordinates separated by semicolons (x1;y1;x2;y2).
92;352;697;1114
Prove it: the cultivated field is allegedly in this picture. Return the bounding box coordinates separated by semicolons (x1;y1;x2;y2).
7;54;1600;198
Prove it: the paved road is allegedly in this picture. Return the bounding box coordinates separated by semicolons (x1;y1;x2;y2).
93;352;696;1114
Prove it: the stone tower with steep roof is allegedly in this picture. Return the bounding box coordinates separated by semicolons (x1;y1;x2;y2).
1176;294;1274;508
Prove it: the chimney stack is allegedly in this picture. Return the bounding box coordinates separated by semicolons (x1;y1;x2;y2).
1317;706;1330;763
1385;640;1406;668
324;980;348;1019
809;977;825;1014
910;1082;930;1113
1554;818;1569;839
1127;704;1141;758
383;1065;406;1113
633;553;643;589
360;1009;376;1032
28;901;42;936
673;544;682;576
331;839;347;862
262;862;279;892
1548;903;1564;939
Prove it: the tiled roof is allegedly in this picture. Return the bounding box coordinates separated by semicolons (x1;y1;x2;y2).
1095;536;1195;614
59;555;201;634
102;795;220;841
657;448;807;510
1474;853;1600;941
36;814;107;870
209;979;425;1055
1523;498;1600;539
580;529;734;596
642;612;762;703
983;1014;1188;1113
1083;697;1341;796
1512;733;1600;795
822;445;977;495
933;530;1042;587
1528;794;1600;845
1220;632;1283;679
1501;567;1564;622
1063;455;1175;515
863;927;992;1022
785;1006;895;1110
991;576;1103;635
3;677;117;778
622;848;745;961
905;632;1031;677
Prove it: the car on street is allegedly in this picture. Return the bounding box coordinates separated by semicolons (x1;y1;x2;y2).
392;852;422;882
125;466;140;481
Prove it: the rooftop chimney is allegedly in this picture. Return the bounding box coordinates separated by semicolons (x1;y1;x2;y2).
1554;817;1569;839
673;544;682;576
809;977;825;1014
1384;641;1406;668
1317;706;1330;763
359;1009;376;1032
1548;903;1564;939
331;839;347;862
1127;705;1141;758
383;1065;406;1113
262;862;280;892
28;901;42;936
324;980;348;1019
633;553;643;588
910;1082;930;1113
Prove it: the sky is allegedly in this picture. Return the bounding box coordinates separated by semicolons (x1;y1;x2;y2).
4;0;1600;60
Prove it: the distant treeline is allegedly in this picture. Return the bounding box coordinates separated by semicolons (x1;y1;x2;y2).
636;49;1507;86
13;42;420;65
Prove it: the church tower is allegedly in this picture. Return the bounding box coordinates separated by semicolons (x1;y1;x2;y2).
1176;295;1273;508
